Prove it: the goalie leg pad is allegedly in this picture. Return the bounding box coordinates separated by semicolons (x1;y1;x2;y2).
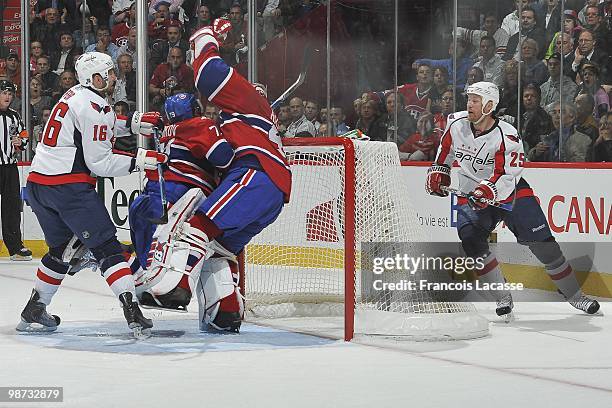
196;258;243;332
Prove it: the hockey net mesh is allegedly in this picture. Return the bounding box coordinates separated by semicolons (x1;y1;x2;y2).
243;139;488;340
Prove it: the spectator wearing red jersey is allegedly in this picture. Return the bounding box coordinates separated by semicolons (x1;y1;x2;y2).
111;1;136;47
397;63;432;120
149;47;195;110
399;112;441;161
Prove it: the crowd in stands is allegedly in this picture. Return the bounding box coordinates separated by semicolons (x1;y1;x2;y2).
0;0;610;162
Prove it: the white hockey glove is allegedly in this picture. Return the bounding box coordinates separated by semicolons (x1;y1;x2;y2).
133;148;168;172
130;111;164;137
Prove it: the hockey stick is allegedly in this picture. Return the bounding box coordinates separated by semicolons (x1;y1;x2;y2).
147;127;169;225
441;186;513;211
271;45;314;110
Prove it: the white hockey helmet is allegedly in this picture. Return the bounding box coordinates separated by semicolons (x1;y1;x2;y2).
466;81;499;115
75;52;115;90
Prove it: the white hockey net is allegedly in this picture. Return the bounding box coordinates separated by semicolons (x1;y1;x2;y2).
242;138;489;341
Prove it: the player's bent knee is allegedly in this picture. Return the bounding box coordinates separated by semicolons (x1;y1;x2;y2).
91;238;124;268
458;224;490;258
528;237;563;266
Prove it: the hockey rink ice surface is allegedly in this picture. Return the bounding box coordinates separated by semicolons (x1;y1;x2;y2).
1;259;611;408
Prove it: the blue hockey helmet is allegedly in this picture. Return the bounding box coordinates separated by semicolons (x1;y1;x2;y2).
164;93;200;124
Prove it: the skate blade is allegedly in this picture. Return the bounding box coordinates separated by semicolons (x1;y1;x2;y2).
129;325;152;339
201;321;240;334
15;319;57;333
140;303;188;313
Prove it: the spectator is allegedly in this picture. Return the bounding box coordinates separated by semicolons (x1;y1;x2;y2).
29;41;45;75
413;40;473;89
49;31;80;75
590;111;612;161
575;62;610;120
187;4;212;38
277;102;292;136
285;97;316;137
521;38;549;86
545;10;583;59
118;26;138;70
31;107;51;152
151;20;189;68
529;102;592;161
3;51;21;97
30;7;69;54
398;112;441;161
583;4;610;50
462;67;484;103
455;12;509;56
113;54;136;106
85;26;120;64
578;0;602;25
429;66;450;112
204;103;220;122
571;29;610;83
111;1;136;47
329;106;351;135
497;60;522;125
398;64;433;120
316;122;328;137
574;93;600;140
34;56;60;97
114;100;129;116
149;47;195;109
540;52;578;107
473;36;505;87
502;0;531;37
378;91;416;146
552;32;578;78
148;2;172;41
29;77;52;128
260;0;283;43
504;7;547;61
148;0;186;18
221;4;248;66
73;16;97;50
355;98;384;141
543;0;562;46
52;70;77;104
433;88;456;132
520;83;554;150
304;100;321;131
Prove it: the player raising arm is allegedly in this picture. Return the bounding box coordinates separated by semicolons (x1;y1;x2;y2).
16;52;167;337
426;81;599;320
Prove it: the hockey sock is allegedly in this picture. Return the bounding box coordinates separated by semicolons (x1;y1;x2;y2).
34;254;70;305
545;257;581;299
476;252;510;301
127;255;143;276
100;255;136;298
189;213;223;241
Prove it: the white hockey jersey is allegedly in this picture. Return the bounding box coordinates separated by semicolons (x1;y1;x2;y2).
29;85;134;186
434;111;525;202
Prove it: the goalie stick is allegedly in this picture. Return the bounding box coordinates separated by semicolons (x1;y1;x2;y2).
271;45;314;110
441;185;514;211
147;127;169;224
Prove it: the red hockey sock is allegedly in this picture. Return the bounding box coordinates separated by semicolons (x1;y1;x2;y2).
189;213;223;240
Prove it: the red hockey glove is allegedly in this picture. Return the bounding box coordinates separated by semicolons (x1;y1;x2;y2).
425;164;451;197
130;111;163;137
467;183;495;210
134;148;168;171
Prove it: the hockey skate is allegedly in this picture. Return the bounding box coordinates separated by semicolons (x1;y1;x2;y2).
568;293;600;315
495;294;514;323
119;292;153;338
207;311;242;333
139;287;190;313
16;290;60;332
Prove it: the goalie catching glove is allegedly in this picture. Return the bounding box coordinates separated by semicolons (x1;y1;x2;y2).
425;164;450;197
189;18;232;64
133;148;168;172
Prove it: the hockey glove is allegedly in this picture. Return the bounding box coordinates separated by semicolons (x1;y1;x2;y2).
130;111;164;137
467;183;496;210
425;164;450;197
189;19;232;63
133;148;168;172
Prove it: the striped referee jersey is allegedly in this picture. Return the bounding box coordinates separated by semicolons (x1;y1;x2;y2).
0;108;26;165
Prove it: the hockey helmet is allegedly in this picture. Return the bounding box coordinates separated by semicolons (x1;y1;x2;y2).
75;52;115;90
164;93;200;124
466;81;499;115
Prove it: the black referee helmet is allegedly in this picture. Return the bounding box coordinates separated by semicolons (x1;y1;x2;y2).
0;80;16;94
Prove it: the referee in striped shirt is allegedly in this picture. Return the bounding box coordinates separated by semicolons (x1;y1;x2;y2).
0;80;32;261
